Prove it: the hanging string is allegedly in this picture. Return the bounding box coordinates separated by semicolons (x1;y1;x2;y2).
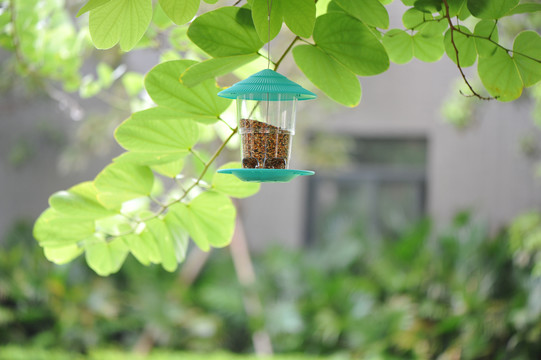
267;0;273;69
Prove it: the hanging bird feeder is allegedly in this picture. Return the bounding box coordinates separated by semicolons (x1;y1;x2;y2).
217;69;316;183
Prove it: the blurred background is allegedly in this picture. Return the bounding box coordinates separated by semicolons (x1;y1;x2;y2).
2;0;541;359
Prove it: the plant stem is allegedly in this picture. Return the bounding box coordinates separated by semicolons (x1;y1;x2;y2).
274;36;300;71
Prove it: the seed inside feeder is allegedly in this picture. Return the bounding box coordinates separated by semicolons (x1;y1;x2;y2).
240;119;291;169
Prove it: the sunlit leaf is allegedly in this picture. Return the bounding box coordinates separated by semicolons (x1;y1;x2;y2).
467;0;518;19
444;26;476;67
478;47;523;101
474;20;499;57
382;29;414;64
85;234;129;276
282;0;316;38
145;218;183;272
252;0;282;42
145;60;232;118
159;0;199;25
115;109;199;165
122;232;162;266
313;12;389;76
402;8;429;29
94;163;154;209
167;191;236;252
77;0;112;16
334;0;389;29
34;208;95;247
212;162;261;198
513;31;541;87
188;7;263;57
293;44;361;107
88;0;152;51
181;54;260;87
413;32;445;62
49;183;117;220
152;158;186;178
506;3;541;16
446;0;468;17
43;244;84;265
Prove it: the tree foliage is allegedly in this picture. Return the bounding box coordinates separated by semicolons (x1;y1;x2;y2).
2;0;541;275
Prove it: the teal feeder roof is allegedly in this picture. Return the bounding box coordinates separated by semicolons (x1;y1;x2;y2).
218;69;316;101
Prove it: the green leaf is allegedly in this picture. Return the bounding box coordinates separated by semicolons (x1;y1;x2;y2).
88;0;152;51
444;26;476;67
282;0;316;38
188;7;263;57
122;233;161;266
382;29;414;64
145;218;183;272
402;8;429;29
467;0;518;19
474;20;499;57
181;54;260;87
167;191;236;252
478;47;523;101
314;13;389;76
334;0;389;29
204;0;219;3
506;3;541;16
85;235;129;276
212;162;261;198
94;163;154;209
513;31;541;88
413;32;445;62
77;0;112;16
414;0;442;13
49;182;117;220
447;0;468;17
43;244;84;265
159;0;199;25
293;44;361;107
34;208;95;247
145;60;232;119
115;109;199;165
152;158;186;178
122;72;144;96
252;0;282;42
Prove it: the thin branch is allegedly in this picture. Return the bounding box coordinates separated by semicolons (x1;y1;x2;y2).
190;148;206;165
442;0;494;100
274;36;300;71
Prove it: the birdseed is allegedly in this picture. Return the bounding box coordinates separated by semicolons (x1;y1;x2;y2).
240;119;291;169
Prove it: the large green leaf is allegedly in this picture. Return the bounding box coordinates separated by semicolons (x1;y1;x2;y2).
444;26;476;67
212;162;261;198
94;163;154;209
334;0;389;29
413;32;445;62
49;182;117;220
252;0;282;42
446;0;468;17
145;218;183;272
513;31;541;88
167;191;236;252
313;13;389;76
151;158;186;178
145;60;232;119
88;0;152;51
85;235;129;276
467;0;518;19
34;208;95;247
187;7;263;57
181;54;260;87
115;109;199;165
293;44;361;107
402;8;429;29
282;0;316;38
478;47;523;101
122;232;162;266
159;0;199;25
474;20;499;57
506;3;541;16
43;244;84;265
382;29;414;64
77;0;111;16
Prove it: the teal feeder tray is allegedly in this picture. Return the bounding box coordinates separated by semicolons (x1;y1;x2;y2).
217;69;316;183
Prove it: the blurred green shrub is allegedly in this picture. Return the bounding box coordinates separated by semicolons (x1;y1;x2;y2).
2;213;541;359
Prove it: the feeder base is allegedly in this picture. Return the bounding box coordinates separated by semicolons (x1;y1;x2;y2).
217;169;314;183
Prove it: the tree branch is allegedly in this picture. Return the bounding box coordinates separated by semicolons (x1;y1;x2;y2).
442;0;494;100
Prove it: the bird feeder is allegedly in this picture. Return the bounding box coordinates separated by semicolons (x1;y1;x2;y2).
217;69;316;183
